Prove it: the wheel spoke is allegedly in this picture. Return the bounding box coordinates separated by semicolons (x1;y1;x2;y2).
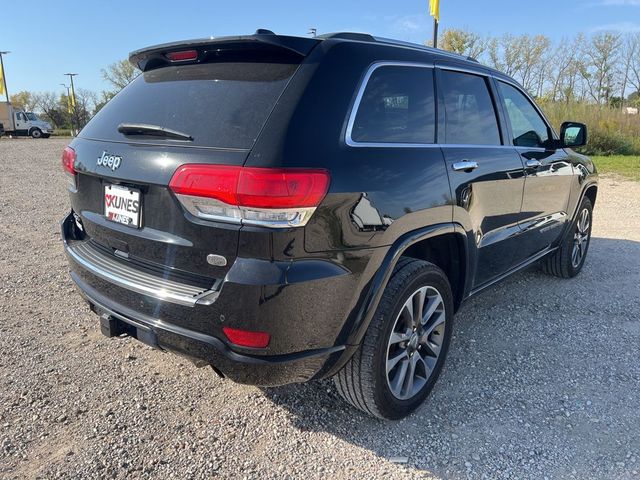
389;331;410;346
412;287;427;327
415;353;432;379
420;295;439;325
423;310;446;338
571;243;580;266
390;357;409;394
401;299;414;329
387;350;408;374
403;355;417;396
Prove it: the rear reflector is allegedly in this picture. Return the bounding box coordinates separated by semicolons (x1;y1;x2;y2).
223;327;270;348
165;50;198;61
169;164;330;228
62;146;76;176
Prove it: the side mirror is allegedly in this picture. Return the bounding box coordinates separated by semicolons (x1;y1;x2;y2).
560;122;587;148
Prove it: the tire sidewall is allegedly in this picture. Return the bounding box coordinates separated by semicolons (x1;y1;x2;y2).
31;128;42;139
373;265;454;419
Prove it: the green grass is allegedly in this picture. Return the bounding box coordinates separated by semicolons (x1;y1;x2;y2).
591;156;640;181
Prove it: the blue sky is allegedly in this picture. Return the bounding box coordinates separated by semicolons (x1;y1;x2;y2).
2;0;639;96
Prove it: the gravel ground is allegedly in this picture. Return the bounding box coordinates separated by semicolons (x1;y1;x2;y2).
1;138;638;480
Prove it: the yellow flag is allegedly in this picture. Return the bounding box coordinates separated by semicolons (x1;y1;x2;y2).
0;63;5;97
429;0;440;22
70;84;76;108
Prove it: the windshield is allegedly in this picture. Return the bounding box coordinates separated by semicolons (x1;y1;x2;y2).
79;61;299;149
25;112;40;121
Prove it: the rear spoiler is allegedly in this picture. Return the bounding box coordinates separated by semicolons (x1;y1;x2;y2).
129;31;321;71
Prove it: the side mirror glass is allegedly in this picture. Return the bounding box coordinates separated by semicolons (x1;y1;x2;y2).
560;122;587;148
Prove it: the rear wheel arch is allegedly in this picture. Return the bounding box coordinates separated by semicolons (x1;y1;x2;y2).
400;231;467;312
348;224;468;345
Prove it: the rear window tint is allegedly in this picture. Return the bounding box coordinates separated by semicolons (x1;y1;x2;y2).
79;62;298;149
350;66;436;144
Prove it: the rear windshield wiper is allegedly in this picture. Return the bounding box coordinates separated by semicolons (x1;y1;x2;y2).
117;123;193;141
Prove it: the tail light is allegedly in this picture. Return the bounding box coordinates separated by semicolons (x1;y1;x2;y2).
62;146;77;189
169;165;330;228
62;146;76;175
165;50;198;62
223;327;270;348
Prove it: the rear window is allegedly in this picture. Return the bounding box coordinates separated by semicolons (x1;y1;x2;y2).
79;62;298;149
350;65;436;144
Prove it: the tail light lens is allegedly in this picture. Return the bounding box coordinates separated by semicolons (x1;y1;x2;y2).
165;50;198;61
62;146;77;189
223;327;270;348
169;164;330;228
62;146;76;175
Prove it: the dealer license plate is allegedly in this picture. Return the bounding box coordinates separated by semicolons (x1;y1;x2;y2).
104;184;142;228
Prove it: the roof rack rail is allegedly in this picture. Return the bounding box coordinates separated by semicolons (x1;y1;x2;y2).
372;36;478;62
317;32;376;42
316;32;479;63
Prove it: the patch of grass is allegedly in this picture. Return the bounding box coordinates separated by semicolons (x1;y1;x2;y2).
591;155;640;181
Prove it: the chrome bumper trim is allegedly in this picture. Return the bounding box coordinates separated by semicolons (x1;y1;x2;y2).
66;242;219;307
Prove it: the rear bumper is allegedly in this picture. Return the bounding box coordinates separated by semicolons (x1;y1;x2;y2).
73;273;345;385
61;212;362;386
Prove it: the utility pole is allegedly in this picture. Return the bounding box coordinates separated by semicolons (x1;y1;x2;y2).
60;83;71;116
64;73;78;134
0;51;10;101
432;19;438;49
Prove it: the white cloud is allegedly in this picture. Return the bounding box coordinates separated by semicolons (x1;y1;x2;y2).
599;0;640;5
591;21;640;31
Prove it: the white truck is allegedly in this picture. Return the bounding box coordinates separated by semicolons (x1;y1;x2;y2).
0;102;54;138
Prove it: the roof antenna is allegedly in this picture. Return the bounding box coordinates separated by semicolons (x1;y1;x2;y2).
255;29;276;35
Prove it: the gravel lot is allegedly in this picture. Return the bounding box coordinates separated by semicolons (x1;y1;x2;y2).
1;138;639;479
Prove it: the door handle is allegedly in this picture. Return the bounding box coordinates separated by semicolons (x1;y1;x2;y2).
526;159;542;168
452;161;479;172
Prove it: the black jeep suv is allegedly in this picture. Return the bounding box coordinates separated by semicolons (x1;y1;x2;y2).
61;31;597;419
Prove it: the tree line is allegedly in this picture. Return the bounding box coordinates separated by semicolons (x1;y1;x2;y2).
435;29;640;107
8;30;640;132
8;59;138;130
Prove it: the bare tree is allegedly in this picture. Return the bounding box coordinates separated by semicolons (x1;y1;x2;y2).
617;35;636;107
439;29;486;59
519;35;551;94
581;32;621;104
626;33;640;100
101;59;138;91
33;91;66;127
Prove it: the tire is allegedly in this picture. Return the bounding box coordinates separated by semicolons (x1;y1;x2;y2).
542;197;593;278
42;134;50;139
334;257;454;420
30;128;42;139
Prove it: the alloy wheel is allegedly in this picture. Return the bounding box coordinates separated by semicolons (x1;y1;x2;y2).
386;286;446;400
572;208;590;268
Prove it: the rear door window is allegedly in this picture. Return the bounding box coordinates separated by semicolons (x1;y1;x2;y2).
350;65;436;144
440;70;501;145
79;62;298;149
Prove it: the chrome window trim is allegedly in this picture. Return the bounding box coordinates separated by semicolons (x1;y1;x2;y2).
345;61;436;148
345;61;555;149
